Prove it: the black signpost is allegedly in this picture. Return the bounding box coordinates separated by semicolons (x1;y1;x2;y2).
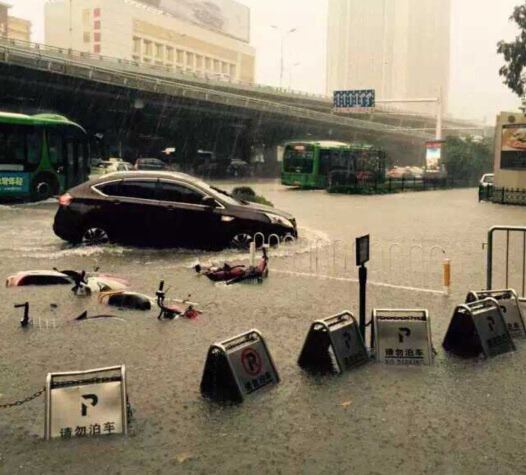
356;235;370;340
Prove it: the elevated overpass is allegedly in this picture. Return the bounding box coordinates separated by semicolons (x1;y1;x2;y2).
0;37;486;167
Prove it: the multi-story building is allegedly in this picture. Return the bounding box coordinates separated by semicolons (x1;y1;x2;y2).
0;2;32;42
44;0;255;83
327;0;450;115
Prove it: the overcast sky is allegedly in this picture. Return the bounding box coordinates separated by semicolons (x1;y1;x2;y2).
7;0;524;122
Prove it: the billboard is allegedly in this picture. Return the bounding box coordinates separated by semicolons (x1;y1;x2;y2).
425;141;443;171
501;123;526;169
0;4;8;37
136;0;250;43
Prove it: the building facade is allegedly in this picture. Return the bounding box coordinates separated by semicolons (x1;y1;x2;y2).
327;0;450;115
44;0;255;83
0;2;32;41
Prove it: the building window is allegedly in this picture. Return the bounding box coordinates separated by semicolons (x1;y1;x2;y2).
229;64;236;77
222;62;229;74
144;41;152;56
83;9;91;26
166;47;174;62
155;43;163;59
186;52;194;68
214;59;220;73
177;49;184;64
83;32;91;43
133;37;141;55
94;32;101;42
196;55;203;69
94;44;101;54
94;20;101;30
205;57;212;71
94;8;101;18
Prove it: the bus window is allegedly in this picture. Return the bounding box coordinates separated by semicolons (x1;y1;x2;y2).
341;151;354;171
66;142;75;187
27;131;42;171
48;132;64;171
319;149;343;175
319;150;330;174
0;127;25;170
76;141;86;181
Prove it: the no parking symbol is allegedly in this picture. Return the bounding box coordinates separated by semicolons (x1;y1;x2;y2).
241;348;262;376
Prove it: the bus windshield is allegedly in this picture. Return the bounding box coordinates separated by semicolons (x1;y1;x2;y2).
283;145;315;174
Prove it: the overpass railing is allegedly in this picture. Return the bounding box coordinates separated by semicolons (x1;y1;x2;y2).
0;36;331;102
0;39;434;140
0;36;469;124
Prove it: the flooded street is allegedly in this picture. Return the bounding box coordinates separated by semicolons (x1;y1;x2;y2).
1;182;526;475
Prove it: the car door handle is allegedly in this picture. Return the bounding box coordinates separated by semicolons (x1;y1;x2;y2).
113;201;122;206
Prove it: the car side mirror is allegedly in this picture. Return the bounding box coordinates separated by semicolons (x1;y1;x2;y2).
202;196;217;208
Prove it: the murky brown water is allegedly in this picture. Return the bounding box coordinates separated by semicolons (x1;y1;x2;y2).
1;182;526;474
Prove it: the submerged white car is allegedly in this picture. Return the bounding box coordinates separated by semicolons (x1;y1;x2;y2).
480;173;494;187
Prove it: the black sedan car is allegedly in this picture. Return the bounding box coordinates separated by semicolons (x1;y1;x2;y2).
53;172;298;249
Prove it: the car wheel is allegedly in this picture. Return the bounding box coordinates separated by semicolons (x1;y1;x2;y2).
230;232;253;250
82;224;111;246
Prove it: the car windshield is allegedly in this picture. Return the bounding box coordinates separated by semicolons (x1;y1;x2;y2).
191;179;241;206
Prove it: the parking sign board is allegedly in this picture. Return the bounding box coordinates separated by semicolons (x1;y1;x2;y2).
443;298;515;359
333;90;375;114
372;310;434;366
466;289;526;339
201;330;280;402
45;366;128;439
298;311;369;374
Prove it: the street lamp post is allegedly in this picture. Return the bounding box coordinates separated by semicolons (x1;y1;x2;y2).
288;62;301;90
271;26;297;89
69;0;73;49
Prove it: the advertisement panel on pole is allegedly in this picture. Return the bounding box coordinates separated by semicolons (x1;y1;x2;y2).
500;123;526;169
425;141;443;171
136;0;250;43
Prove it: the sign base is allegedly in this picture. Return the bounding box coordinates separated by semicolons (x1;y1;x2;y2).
298;311;369;374
201;330;280;402
443;298;515;359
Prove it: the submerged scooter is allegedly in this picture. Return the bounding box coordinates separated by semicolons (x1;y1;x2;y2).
156;281;201;320
195;248;269;285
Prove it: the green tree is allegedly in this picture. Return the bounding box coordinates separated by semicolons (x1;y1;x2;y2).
445;136;494;184
497;2;526;98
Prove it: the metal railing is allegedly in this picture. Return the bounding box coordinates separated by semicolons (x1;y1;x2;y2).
0;36;482;129
0;36;331;102
0;39;435;140
487;226;526;297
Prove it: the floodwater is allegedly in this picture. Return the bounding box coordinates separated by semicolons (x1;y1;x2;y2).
1;182;526;475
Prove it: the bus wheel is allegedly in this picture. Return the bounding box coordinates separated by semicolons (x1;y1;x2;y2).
82;224;110;246
31;173;58;201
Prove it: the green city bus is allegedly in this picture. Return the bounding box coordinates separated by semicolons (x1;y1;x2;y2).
0;112;89;201
281;140;386;189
